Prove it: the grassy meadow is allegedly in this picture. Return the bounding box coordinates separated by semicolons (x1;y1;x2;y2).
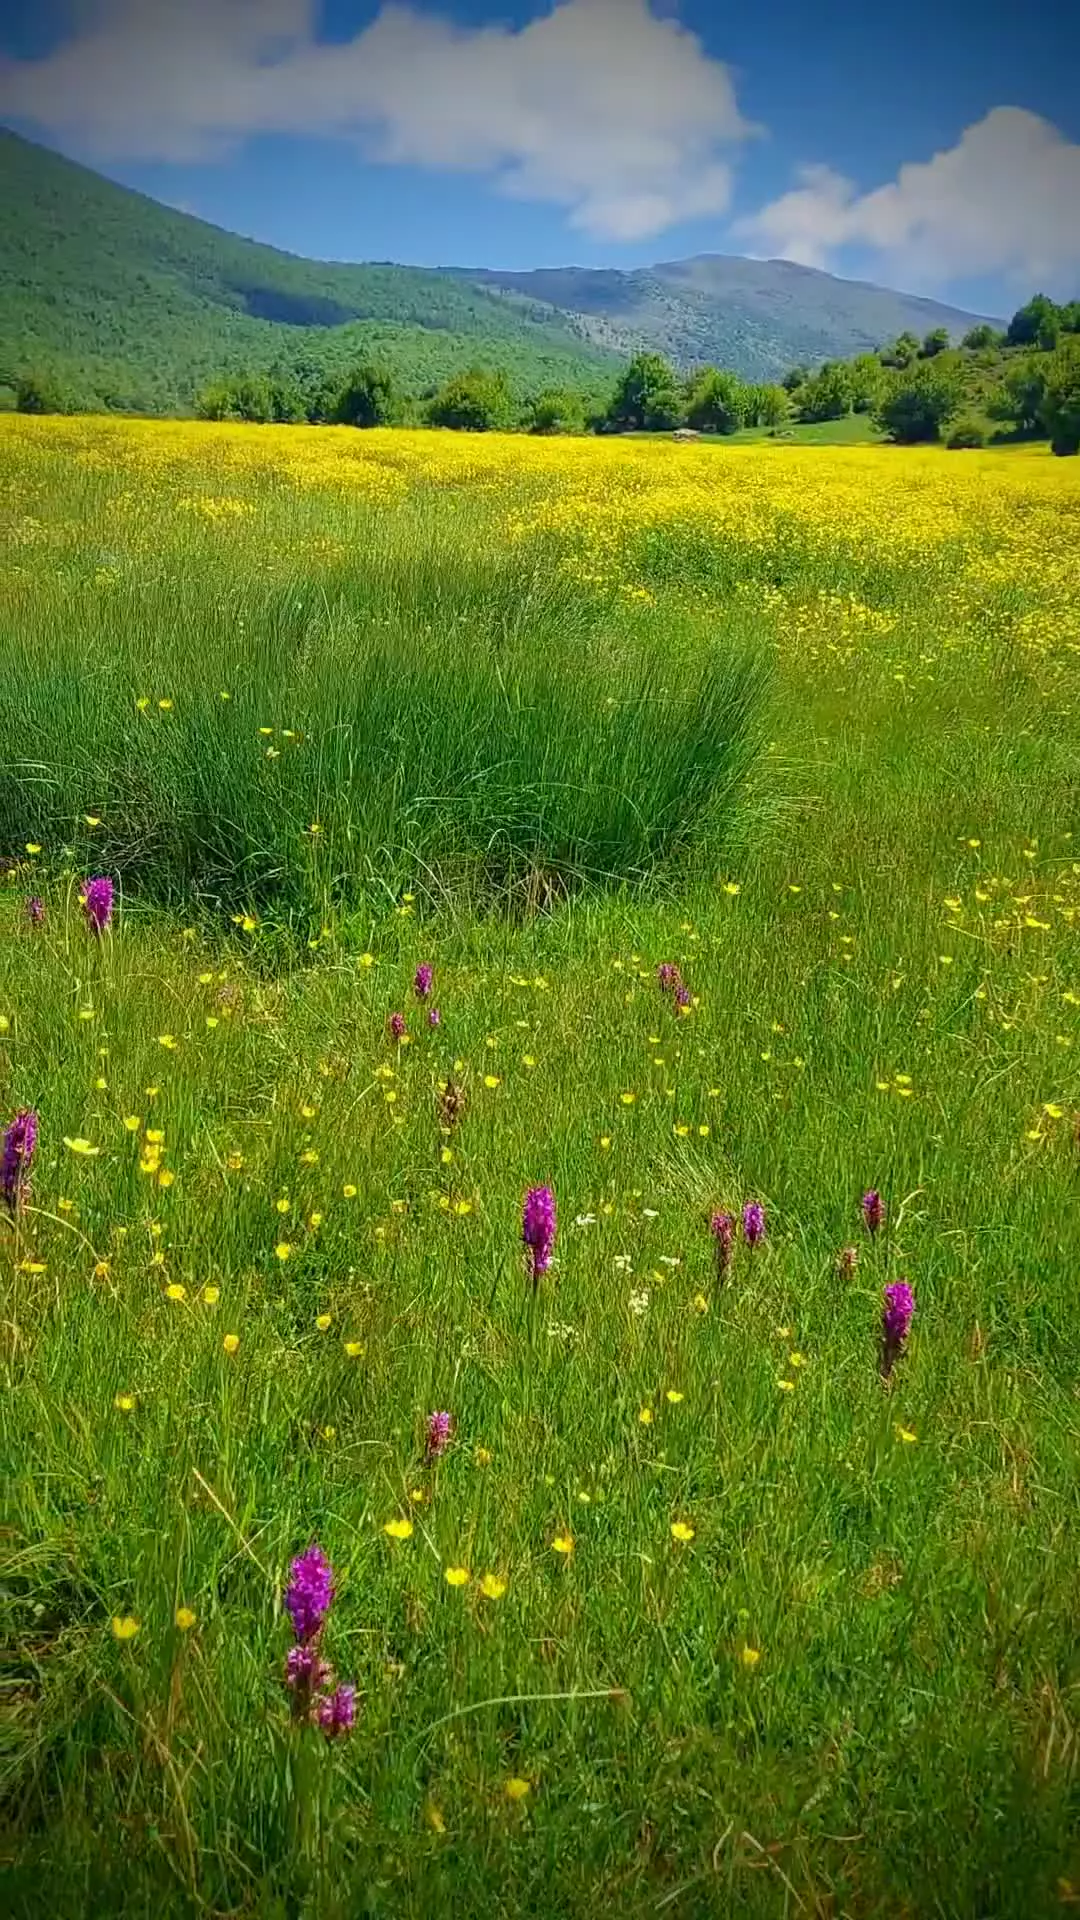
2;416;1079;1919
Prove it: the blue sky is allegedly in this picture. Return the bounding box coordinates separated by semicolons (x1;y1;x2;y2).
1;0;1078;312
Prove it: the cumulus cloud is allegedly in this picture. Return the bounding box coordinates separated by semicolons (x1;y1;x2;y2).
0;0;756;240
736;108;1080;295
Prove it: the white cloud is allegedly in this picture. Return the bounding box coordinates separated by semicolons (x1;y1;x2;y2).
0;0;756;241
736;109;1080;296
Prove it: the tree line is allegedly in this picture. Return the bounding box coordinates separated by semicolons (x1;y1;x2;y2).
9;291;1079;454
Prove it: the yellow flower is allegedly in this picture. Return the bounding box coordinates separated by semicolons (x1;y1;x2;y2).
275;1242;293;1261
665;1389;684;1404
777;1378;796;1392
483;1074;501;1089
444;1566;470;1588
25;842;42;854
308;1211;324;1229
619;1091;636;1105
358;952;375;967
384;1517;414;1541
202;1285;220;1305
740;1646;761;1670
315;1312;332;1331
599;1135;612;1150
123;1114;141;1132
64;1137;100;1157
111;1615;140;1641
670;1521;695;1543
343;1341;364;1358
114;1393;135;1412
474;1447;492;1468
222;1332;240;1354
157;1034;177;1051
895;1425;918;1444
85;815;101;827
551;1533;574;1556
226;1151;245;1171
175;1607;197;1631
723;880;741;896
158;698;173;711
157;1169;175;1189
504;1778;531;1802
638;1406;653;1424
789;1351;806;1367
165;1283;186;1302
479;1573;507;1600
692;1293;709;1314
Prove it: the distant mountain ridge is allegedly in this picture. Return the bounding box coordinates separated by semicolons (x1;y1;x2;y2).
0;125;993;412
444;257;997;381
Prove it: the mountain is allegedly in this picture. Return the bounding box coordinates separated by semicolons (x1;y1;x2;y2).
445;257;998;382
0;128;619;413
0;126;994;414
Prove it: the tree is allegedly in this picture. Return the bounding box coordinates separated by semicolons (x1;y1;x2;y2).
880;331;920;370
606;352;683;432
524;388;585;434
755;384;791;428
427;367;513;432
333;361;399;428
15;371;70;414
989;357;1048;436
1006;294;1060;350
876;363;963;444
962;323;999;350
268;378;306;424
781;365;808;393
797;361;852;422
1061;303;1080;335
920;327;951;358
848;354;884;413
683;367;746;434
1039;339;1080;455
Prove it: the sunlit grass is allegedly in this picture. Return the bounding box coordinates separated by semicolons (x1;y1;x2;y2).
2;417;1079;1919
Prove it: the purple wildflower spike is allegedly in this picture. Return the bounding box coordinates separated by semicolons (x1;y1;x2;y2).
425;1410;453;1461
428;1006;441;1028
317;1684;356;1739
881;1281;915;1380
284;1544;335;1644
2;1108;37;1214
414;963;433;1001
26;896;45;928
862;1189;885;1236
657;963;682;996
523;1185;556;1287
742;1200;766;1248
388;1011;406;1042
82;876;114;936
710;1209;735;1279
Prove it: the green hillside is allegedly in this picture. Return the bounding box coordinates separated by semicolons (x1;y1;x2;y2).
448;256;995;381
0;129;619;414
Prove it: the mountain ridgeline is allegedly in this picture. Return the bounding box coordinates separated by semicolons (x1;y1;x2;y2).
2;124;994;418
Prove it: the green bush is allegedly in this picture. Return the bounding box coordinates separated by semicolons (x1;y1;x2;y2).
876;364;963;443
427;367;513;432
332;360;400;428
606;353;683;432
524;387;586;434
946;418;987;449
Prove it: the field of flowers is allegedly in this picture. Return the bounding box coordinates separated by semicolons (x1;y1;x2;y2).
2;416;1079;1919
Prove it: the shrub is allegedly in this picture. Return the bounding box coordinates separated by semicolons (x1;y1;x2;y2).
606;353;683;433
876;364;963;444
333;361;400;428
427;368;513;432
1040;339;1080;456
684;368;746;434
946;418;986;449
524;388;585;435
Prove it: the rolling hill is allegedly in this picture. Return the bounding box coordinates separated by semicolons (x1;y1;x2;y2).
451;257;997;382
0;126;992;414
0;128;619;413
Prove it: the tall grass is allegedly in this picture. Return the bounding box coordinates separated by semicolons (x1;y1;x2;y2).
1;529;769;919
